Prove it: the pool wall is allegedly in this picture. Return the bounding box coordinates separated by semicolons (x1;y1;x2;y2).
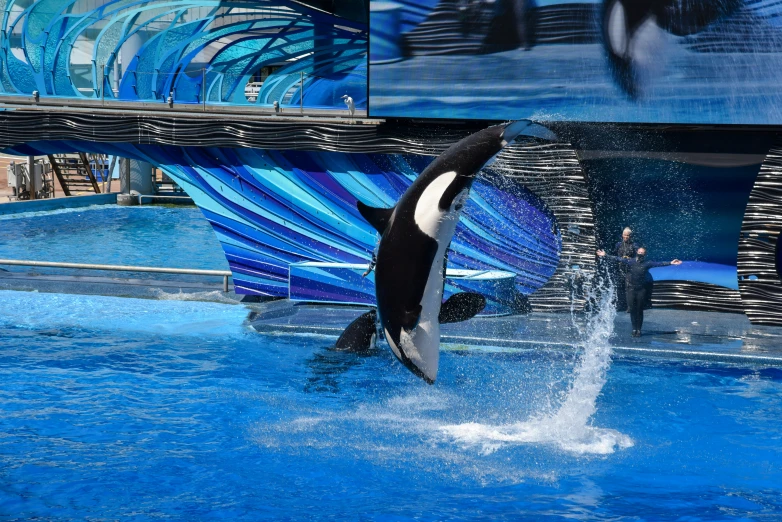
0;194;117;216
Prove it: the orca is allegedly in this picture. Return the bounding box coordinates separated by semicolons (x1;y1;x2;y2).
335;309;378;352
339;120;539;383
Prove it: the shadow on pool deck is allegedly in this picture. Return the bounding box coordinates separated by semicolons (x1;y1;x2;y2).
248;301;782;365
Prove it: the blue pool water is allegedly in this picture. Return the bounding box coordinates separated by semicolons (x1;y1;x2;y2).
1;290;780;520
0;205;227;280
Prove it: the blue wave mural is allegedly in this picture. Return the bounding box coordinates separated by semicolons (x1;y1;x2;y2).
289;263;520;316
8;140;562;299
158;148;562;297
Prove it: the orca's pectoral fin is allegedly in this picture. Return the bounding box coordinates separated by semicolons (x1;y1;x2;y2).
335;309;378;352
357;200;394;234
439;292;486;324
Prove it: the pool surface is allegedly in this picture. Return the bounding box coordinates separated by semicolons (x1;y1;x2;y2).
0;205;228;279
0;290;780;520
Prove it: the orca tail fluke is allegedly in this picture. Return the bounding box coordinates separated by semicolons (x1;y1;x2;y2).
335;310;378;352
402;360;436;385
439;292;486;324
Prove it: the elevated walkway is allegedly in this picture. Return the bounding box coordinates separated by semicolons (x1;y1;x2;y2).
0;103;398;156
0;95;370;122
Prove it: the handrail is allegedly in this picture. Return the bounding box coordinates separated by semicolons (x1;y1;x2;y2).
0;94;371;121
0;258;232;292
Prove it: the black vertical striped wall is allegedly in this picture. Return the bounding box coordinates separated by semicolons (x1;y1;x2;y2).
738;140;782;325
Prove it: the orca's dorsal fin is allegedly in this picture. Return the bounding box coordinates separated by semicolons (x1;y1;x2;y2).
357;200;394;234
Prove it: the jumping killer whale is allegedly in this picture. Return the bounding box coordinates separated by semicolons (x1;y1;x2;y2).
336;120;548;383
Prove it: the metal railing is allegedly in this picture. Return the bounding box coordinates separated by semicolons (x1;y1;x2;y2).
0;69;368;121
0;259;232;292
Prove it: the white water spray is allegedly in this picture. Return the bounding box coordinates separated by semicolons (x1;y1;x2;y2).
440;276;634;455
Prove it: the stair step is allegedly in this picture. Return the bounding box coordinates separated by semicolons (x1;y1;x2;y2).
48;153;107;196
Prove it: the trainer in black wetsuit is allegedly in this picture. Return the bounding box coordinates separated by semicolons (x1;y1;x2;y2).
597;247;682;337
614;227;638;311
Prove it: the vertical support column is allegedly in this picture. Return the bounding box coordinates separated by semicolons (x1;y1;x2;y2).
28;156;36;200
202;68;207;112
119;158;154;196
105;155;117;193
114;53;120;97
120;158;130;194
49;160;55;198
118;158;153;206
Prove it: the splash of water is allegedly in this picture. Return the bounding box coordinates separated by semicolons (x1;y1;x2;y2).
152;288;239;305
440;276;634;455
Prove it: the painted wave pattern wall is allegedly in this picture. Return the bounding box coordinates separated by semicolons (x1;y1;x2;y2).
112;146;561;299
0;0;367;109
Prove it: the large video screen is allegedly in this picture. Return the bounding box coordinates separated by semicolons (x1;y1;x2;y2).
369;0;782;123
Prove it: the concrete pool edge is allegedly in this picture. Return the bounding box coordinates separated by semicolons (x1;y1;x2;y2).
0;193;117;215
247;302;782;365
0;272;240;303
249;323;782;365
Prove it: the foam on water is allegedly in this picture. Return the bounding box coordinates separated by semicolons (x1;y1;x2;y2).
440;279;634;455
151;288;239;305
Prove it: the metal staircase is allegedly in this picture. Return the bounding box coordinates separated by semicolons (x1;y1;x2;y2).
47;153;106;196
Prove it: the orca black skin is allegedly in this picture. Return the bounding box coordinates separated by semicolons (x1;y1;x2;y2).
335;310;377;352
353;121;535;383
335;292;487;353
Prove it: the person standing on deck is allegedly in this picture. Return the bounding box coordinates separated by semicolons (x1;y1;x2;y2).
614;227;639;311
597;247;682;337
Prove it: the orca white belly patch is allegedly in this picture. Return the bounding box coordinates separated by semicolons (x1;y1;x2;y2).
414;171;457;238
